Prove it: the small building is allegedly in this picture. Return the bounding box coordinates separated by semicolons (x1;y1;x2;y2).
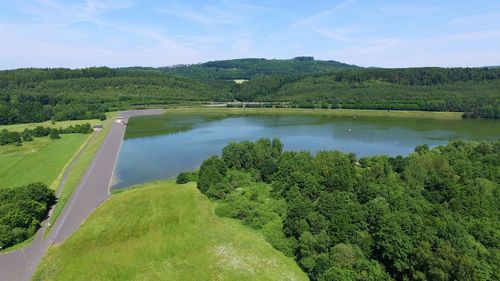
93;124;103;131
115;117;124;124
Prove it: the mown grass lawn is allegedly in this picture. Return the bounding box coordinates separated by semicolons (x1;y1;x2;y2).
34;180;308;281
0;134;89;189
0;118;103;132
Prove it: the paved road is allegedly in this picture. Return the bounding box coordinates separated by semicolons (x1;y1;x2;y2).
0;109;164;281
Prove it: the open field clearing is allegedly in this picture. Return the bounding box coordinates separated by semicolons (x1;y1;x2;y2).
0;118;103;132
34;180;307;281
0;134;89;189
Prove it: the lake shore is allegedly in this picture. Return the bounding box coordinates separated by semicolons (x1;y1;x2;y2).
162;107;464;119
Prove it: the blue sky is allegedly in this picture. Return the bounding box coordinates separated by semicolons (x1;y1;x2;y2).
0;0;499;69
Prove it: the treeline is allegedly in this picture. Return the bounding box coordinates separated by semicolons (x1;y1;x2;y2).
0;67;232;125
0;183;56;249
1;62;499;125
191;139;500;280
233;68;500;118
0;123;93;146
317;67;500;86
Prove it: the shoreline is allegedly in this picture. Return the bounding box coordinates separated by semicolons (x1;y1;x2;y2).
161;107;464;120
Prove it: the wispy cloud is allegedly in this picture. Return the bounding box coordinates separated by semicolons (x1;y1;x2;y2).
161;0;268;30
319;28;500;67
18;0;133;28
290;0;358;42
0;0;204;68
0;21;203;68
298;0;355;24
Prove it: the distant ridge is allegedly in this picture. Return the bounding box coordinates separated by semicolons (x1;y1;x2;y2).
155;57;359;80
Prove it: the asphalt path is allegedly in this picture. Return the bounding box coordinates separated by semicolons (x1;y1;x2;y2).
0;109;164;281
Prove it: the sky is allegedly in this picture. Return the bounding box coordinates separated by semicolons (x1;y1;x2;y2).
0;0;499;69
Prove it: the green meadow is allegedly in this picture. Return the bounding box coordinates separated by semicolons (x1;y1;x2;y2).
0;134;89;189
0;118;103;132
34;180;308;281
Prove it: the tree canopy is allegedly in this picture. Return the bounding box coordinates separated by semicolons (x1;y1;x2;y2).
196;139;500;280
0;183;56;249
1;60;499;125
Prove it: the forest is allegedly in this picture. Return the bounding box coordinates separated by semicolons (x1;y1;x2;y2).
156;57;358;80
191;139;500;281
233;68;500;118
1;59;499;125
0;183;56;249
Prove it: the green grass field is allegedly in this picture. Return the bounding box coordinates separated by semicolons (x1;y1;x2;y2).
0;118;103;132
34;181;308;281
165;107;464;119
0;134;90;189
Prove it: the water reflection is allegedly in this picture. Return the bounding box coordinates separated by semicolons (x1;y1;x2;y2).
114;114;500;188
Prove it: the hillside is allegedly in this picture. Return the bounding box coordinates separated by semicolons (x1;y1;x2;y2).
0;67;232;124
234;67;500;118
1;61;499;125
157;57;358;80
33;181;308;281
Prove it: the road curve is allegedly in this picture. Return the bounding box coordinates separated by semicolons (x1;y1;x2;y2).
0;109;164;281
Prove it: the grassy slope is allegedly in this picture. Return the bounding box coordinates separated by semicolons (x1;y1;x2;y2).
165;107;464;119
0;134;89;189
34;181;308;281
48;113;117;226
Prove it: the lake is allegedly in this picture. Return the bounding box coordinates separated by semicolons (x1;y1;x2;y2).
113;113;500;188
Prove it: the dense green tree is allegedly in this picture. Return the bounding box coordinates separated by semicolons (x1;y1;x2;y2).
315;151;356;192
273;151;318;196
175;172;189;184
196;139;500;280
222;141;256;170
197;156;227;195
0;183;56;249
22;129;33;142
260;159;277;183
0;129;22;145
49;129;60;139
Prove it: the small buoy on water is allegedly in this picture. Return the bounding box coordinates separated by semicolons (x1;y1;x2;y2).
348;128;352;132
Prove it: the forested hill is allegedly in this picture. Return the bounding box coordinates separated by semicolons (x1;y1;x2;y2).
1;61;500;125
0;67;233;124
155;57;359;80
234;67;500;118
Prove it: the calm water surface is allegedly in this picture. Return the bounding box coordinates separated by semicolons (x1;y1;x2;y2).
113;114;500;188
